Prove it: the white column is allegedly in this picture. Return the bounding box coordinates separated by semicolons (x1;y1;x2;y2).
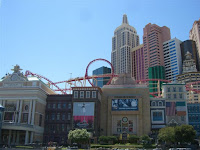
25;131;29;145
16;131;20;144
2;100;5;107
8;130;12;146
31;100;36;125
18;100;23;124
28;100;33;124
15;100;20;123
30;132;34;143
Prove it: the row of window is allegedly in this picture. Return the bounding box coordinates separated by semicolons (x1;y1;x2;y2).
188;115;200;122
45;124;71;133
74;91;97;99
167;87;183;92
167;93;183;99
151;101;164;107
47;103;71;109
46;113;71;121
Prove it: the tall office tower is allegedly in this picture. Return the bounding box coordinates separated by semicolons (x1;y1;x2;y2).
180;40;200;71
131;44;145;80
189;18;200;71
143;23;171;79
163;38;182;81
111;14;140;74
92;66;111;87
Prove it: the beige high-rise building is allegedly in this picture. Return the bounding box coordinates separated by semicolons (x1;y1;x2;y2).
111;14;140;74
189;18;200;70
0;65;55;145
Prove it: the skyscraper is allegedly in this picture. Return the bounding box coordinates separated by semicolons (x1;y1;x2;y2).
189;18;200;70
131;44;145;80
92;66;111;88
163;38;182;81
143;23;171;79
111;14;140;75
180;40;199;71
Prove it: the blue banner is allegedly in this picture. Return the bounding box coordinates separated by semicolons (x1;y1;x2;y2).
112;99;138;111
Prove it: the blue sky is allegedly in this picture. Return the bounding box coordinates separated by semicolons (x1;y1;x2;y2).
0;0;200;86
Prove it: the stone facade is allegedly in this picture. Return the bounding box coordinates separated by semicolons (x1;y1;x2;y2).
100;74;151;136
0;65;55;145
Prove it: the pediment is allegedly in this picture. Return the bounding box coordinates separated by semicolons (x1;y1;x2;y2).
2;73;27;82
167;119;179;126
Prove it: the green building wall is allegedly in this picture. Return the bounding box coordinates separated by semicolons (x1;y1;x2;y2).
148;66;165;97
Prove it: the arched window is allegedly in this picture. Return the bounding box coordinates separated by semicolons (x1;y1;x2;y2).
151;101;156;106
158;101;163;106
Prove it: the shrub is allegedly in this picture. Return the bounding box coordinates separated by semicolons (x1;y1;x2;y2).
129;135;139;144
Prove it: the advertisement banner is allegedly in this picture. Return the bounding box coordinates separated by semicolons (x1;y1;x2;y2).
73;102;94;129
112;99;138;111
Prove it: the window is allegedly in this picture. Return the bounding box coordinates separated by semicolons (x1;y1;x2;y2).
174;94;177;99
158;101;163;106
53;104;56;109
173;87;176;92
153;111;163;121
68;113;71;120
74;91;78;98
58;103;61;109
92;91;97;98
63;103;66;109
57;113;60;120
179;87;182;92
39;114;42;126
86;91;90;98
61;124;65;132
80;91;84;98
62;114;65;120
22;113;28;123
179;94;183;99
68;103;71;109
167;87;170;92
52;113;55;120
167;94;171;99
151;101;156;106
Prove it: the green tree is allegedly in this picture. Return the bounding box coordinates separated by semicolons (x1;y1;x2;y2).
175;125;196;144
68;129;90;144
158;126;175;143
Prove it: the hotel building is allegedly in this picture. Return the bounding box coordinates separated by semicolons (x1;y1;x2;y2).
143;23;171;79
163;38;182;81
0;65;55;145
131;44;145;81
111;14;140;75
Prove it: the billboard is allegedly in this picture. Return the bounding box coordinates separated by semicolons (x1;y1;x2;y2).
112;99;138;111
73;102;94;129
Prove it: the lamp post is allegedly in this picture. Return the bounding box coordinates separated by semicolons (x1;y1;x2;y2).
0;104;5;145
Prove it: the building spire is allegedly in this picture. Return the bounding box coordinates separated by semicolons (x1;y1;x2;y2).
122;14;129;24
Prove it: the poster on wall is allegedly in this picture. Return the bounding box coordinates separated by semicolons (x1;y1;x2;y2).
73;102;94;129
112;99;138;111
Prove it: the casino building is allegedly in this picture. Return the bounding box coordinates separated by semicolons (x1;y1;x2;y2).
100;74;151;136
0;65;55;145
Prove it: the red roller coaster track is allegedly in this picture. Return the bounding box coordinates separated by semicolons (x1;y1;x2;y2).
25;58;200;96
